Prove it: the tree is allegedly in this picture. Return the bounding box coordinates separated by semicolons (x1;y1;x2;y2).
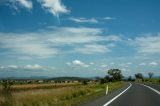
104;75;110;82
135;73;143;79
108;69;123;81
148;72;154;79
128;76;132;81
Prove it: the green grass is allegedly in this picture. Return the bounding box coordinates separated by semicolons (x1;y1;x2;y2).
0;82;125;106
143;78;160;85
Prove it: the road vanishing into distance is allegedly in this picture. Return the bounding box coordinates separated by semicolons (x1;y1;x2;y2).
81;83;160;106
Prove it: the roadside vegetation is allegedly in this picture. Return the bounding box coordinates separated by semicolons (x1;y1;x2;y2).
127;72;160;85
0;81;124;106
0;69;126;106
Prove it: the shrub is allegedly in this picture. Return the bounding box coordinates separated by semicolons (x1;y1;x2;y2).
1;80;14;106
100;78;106;84
82;80;87;85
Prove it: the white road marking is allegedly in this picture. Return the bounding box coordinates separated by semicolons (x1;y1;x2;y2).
106;85;108;95
103;83;132;106
141;84;160;95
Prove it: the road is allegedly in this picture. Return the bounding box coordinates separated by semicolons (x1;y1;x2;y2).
81;83;160;106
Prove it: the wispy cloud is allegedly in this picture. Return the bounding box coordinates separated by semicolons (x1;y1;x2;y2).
132;33;160;54
139;62;146;66
139;62;158;66
103;17;115;20
68;17;98;23
48;27;121;44
0;33;59;59
74;44;110;54
0;64;55;71
0;27;121;59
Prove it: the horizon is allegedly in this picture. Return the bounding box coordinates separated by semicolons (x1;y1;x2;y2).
0;0;160;78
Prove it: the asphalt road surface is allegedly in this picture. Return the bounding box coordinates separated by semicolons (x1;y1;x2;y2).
81;83;160;106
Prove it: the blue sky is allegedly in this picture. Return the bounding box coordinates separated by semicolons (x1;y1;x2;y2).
0;0;160;78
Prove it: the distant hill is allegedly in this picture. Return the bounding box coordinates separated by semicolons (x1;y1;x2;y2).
49;77;91;81
0;76;92;81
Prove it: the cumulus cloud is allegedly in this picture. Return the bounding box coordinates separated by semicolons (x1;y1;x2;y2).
38;0;69;16
149;61;158;66
68;17;98;23
133;33;160;54
67;60;89;68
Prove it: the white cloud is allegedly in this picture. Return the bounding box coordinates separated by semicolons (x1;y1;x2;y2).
100;64;108;68
0;33;59;58
0;66;5;69
67;60;89;68
90;62;94;65
24;64;42;69
127;62;132;65
149;61;158;66
17;0;32;9
48;27;121;45
38;0;69;16
110;62;115;65
0;27;121;59
0;64;55;71
8;65;18;69
139;62;146;66
6;0;69;17
119;63;128;68
103;17;115;20
75;44;110;54
68;17;98;23
133;34;160;54
9;0;33;10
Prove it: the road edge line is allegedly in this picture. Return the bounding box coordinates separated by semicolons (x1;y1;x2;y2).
103;83;132;106
140;84;160;95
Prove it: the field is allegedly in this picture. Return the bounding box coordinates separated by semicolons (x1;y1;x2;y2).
0;81;125;106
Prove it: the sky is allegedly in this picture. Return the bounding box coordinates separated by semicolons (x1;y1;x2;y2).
0;0;160;78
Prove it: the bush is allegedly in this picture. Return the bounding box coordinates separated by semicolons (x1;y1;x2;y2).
82;80;87;85
100;78;106;84
1;80;14;106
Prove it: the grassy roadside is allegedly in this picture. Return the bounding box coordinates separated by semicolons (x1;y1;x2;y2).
135;78;160;85
75;81;126;106
0;81;125;106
